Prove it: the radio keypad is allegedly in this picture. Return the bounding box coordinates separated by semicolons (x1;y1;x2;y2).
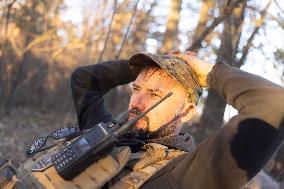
52;146;77;170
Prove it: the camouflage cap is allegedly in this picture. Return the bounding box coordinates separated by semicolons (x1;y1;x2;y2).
129;53;203;102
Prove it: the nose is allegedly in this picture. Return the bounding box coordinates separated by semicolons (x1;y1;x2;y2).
129;93;147;112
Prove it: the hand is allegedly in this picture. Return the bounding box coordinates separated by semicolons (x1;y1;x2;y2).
168;49;214;87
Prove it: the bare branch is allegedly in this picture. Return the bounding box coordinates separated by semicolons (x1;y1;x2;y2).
232;2;247;59
96;0;118;63
187;0;244;51
236;0;272;67
131;0;157;45
274;0;284;15
8;33;22;58
5;0;17;35
191;0;216;43
268;13;284;29
115;0;139;59
24;29;56;53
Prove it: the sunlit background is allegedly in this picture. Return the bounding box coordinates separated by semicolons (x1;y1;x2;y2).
61;0;284;121
0;0;283;184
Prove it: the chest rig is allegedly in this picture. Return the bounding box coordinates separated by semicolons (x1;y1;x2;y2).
4;143;185;189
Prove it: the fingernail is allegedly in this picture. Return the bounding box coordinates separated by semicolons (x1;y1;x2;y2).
186;51;196;56
172;49;180;54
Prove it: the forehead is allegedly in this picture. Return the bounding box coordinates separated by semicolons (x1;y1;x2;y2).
134;66;185;93
137;67;168;80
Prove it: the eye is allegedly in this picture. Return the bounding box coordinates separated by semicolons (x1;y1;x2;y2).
133;86;140;92
150;93;161;98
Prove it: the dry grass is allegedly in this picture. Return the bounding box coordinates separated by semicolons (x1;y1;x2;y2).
0;108;77;162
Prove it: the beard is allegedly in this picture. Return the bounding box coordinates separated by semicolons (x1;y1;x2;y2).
124;108;180;141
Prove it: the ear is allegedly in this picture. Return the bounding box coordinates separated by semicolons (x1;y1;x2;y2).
180;103;196;124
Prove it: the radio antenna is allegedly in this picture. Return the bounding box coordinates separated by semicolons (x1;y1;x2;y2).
113;92;173;136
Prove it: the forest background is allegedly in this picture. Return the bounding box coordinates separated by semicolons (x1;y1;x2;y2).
0;0;283;186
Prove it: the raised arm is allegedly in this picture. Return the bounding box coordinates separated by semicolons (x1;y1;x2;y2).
71;60;137;130
169;52;284;188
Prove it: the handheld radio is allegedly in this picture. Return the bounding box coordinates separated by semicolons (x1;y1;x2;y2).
51;92;173;180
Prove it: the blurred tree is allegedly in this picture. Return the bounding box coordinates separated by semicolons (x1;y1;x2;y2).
274;49;284;84
197;0;272;140
159;0;182;53
0;0;64;111
188;0;244;51
96;0;118;63
191;0;216;47
121;0;157;56
197;0;248;137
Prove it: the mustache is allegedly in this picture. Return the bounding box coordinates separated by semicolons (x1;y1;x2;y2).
124;113;181;141
128;108;142;116
127;107;150;139
128;108;149;122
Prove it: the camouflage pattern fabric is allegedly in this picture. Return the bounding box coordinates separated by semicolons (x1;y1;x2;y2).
108;143;186;189
129;53;203;102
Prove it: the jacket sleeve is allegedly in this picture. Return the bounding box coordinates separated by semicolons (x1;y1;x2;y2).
71;60;137;130
171;62;284;189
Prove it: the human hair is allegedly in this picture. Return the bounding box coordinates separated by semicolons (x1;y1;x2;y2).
141;65;200;104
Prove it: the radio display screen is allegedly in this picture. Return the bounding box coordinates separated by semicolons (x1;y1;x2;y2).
74;137;91;153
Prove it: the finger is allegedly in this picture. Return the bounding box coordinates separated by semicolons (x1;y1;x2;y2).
185;51;197;56
171;53;194;60
170;54;196;67
168;49;180;55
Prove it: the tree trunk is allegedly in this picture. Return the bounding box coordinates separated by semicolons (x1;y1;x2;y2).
191;0;215;44
197;89;226;138
159;0;182;53
196;1;247;141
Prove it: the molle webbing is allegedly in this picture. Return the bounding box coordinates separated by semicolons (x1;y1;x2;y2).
9;143;185;189
16;146;131;189
108;143;186;189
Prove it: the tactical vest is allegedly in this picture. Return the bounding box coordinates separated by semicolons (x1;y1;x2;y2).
4;143;185;189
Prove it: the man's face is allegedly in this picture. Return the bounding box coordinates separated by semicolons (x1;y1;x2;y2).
127;66;196;140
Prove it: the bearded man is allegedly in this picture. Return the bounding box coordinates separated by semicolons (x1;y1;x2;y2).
68;50;284;189
1;50;283;189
